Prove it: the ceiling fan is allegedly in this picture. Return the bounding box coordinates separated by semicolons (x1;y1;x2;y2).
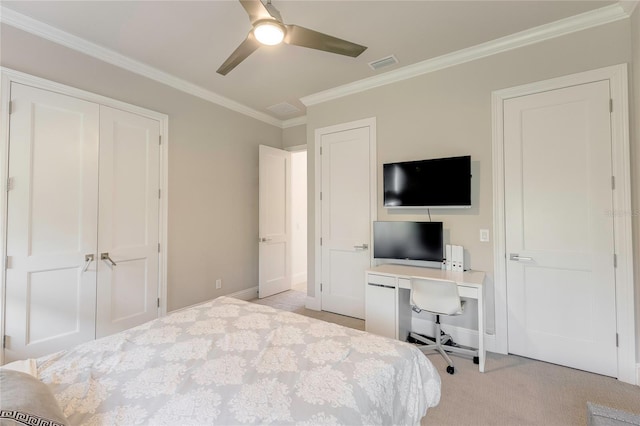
217;0;367;75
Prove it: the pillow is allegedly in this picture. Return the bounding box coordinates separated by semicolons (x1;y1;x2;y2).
587;402;640;426
0;369;69;426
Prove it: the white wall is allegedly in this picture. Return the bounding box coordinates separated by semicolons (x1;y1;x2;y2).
305;19;634;338
0;24;284;312
291;151;308;285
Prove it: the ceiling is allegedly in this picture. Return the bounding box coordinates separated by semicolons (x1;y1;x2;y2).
1;1;624;124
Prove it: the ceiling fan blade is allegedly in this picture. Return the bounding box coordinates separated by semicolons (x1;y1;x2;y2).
239;0;276;24
284;25;367;57
216;32;261;76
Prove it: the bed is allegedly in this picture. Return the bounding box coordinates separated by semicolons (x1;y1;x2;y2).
22;296;441;425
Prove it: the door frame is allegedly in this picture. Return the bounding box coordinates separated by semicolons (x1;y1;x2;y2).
491;64;636;384
0;68;170;363
311;117;377;311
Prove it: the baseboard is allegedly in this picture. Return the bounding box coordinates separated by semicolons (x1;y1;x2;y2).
411;316;497;352
292;272;307;285
305;296;321;311
227;286;258;301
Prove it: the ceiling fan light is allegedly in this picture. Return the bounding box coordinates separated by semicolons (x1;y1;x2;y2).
254;22;285;45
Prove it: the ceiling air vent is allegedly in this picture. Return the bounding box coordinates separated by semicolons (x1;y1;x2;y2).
267;102;301;117
368;55;399;71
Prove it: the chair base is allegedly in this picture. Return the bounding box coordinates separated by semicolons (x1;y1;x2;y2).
409;324;478;374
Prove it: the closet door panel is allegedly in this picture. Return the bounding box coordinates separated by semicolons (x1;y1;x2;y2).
4;83;99;362
96;106;160;338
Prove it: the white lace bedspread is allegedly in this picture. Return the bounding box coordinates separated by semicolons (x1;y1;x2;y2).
37;296;441;425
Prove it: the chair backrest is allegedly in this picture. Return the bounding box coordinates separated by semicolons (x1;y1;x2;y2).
410;277;463;316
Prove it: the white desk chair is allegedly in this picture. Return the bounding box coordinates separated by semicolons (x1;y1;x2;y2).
409;277;478;374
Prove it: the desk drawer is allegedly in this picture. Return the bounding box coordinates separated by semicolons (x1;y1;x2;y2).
459;286;479;299
367;274;396;288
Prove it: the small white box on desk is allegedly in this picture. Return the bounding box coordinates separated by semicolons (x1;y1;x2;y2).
452;245;464;271
445;245;452;271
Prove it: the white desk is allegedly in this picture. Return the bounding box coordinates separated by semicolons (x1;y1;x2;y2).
365;264;486;372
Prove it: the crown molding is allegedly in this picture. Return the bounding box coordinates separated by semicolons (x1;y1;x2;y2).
301;3;632;107
0;6;286;128
281;116;307;128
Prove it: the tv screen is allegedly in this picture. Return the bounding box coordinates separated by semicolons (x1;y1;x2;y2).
373;221;443;262
383;155;471;208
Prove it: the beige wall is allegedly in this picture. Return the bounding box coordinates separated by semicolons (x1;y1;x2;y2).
305;19;634;340
282;124;307;149
630;6;640;362
0;24;283;311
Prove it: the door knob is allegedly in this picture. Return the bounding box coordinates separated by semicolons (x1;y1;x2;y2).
259;237;272;242
101;252;117;266
82;254;94;272
509;253;533;261
354;243;369;250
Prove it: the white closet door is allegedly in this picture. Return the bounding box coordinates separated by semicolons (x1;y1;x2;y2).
321;126;372;319
4;83;99;362
96;106;160;338
504;80;617;376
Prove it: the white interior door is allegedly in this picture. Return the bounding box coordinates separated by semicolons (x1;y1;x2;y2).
258;145;291;298
504;80;617;376
96;106;160;338
321;126;372;319
4;83;99;361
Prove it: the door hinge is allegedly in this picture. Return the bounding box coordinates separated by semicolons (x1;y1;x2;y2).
5;256;11;269
320;237;322;246
320;146;323;155
611;176;615;190
158;243;161;253
609;99;613;113
613;254;617;268
616;333;619;347
6;177;13;192
159;135;162;145
2;335;7;349
320;192;322;201
320;283;323;292
158;189;161;199
157;298;160;308
8;101;13;115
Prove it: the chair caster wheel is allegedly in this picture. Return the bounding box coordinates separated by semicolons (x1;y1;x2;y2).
446;366;455;375
473;356;479;365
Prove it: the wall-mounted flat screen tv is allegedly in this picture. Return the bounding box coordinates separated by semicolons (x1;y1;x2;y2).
373;221;443;262
383;155;471;208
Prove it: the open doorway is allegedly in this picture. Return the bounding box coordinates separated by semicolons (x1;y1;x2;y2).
257;144;306;300
290;149;307;294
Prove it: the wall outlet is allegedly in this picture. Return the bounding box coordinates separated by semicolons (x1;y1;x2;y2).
480;229;490;242
215;279;222;289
